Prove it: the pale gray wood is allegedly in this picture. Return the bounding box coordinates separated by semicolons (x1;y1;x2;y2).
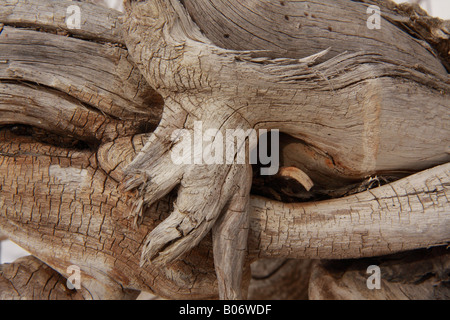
182;0;448;74
212;165;252;299
0;82;156;143
0;0;449;300
0;26;162;122
0;0;123;44
122;0;449;299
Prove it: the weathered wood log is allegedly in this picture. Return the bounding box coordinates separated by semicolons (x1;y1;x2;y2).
182;0;450;71
250;162;450;260
0;0;449;299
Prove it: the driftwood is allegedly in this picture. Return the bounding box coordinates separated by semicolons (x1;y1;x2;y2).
0;0;449;299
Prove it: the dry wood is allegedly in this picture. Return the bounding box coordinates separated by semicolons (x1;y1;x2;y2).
248;258;313;300
249;162;450;260
181;0;448;73
0;127;448;299
0;26;162;123
0;0;449;300
309;247;450;300
121;0;449;298
0;256;84;300
277;167;314;191
0;0;123;44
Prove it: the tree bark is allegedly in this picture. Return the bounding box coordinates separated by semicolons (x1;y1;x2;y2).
0;0;449;299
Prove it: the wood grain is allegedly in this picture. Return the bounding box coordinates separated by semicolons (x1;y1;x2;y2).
0;0;124;44
0;0;448;300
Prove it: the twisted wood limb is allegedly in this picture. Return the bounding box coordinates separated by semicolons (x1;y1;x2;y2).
248;162;450;260
212;165;252;299
121;0;449;298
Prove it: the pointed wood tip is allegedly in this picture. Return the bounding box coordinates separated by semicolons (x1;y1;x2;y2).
278;166;314;191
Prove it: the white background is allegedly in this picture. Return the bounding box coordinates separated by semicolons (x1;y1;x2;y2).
1;0;449;264
403;0;450;19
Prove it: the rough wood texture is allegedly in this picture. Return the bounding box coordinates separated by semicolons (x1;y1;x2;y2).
0;256;84;300
250;162;450;260
0;0;449;300
1;128;448;299
0;26;163;124
249;258;313;300
181;0;448;73
0;0;123;44
121;0;449;298
309;247;450;300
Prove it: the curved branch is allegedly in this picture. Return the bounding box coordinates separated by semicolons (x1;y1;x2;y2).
248;162;450;260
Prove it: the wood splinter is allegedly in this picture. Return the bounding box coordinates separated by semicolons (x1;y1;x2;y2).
278;167;314;191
